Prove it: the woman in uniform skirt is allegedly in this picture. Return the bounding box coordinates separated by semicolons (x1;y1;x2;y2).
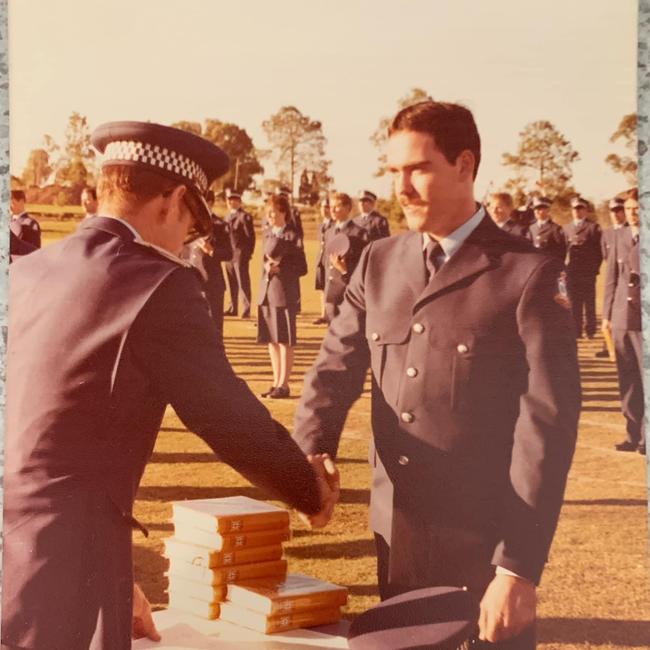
257;194;307;399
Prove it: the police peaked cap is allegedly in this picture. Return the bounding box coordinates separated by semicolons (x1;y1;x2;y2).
359;190;377;201
532;197;551;209
609;197;625;210
570;197;588;208
92;121;229;234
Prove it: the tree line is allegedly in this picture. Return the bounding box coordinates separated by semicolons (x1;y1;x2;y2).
18;91;636;214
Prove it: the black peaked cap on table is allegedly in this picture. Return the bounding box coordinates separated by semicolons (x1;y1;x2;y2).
348;586;479;650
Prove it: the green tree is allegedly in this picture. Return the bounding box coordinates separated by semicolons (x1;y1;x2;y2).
605;113;637;186
46;112;96;186
21;148;52;187
262;106;328;196
171;119;263;193
370;87;432;176
502;120;579;201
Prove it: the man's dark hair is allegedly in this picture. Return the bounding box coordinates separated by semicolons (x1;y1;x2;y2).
11;190;26;202
389;101;481;179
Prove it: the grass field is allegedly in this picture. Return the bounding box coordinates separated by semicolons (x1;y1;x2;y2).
40;220;650;649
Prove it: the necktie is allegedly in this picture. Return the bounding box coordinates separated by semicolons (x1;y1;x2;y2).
424;239;444;282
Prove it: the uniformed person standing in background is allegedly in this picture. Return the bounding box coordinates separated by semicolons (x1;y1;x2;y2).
313;197;333;325
527;196;567;261
354;190;390;241
180;190;233;337
224;189;255;318
596;197;628;358
2;122;335;650
277;185;304;238
81;187;99;220
294;100;580;649
257;194;308;399
563;197;602;339
603;188;645;454
487;192;529;238
10;189;42;249
322;191;369;322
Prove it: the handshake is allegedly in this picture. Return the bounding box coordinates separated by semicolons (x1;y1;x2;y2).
298;453;340;529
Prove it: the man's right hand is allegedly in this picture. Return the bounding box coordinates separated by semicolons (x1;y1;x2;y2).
297;453;340;529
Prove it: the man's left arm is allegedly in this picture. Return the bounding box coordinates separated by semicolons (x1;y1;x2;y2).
493;256;581;581
480;257;580;643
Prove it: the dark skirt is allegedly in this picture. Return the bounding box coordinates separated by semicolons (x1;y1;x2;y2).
315;263;325;290
257;305;297;345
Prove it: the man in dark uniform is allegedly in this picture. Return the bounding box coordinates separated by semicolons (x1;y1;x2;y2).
294;101;580;648
487;192;529;238
313;197;333;325
322;191;369;322
596;197;628;358
180;190;233;337
277;185;304;238
2;122;335;650
526;196;566;261
354;190;390;241
9;230;37;262
81;186;99;219
603;188;645;454
10;189;41;249
563;197;602;339
224;189;255;318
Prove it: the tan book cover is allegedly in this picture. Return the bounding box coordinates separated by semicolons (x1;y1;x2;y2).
167;592;220;620
166;576;228;603
164;537;283;567
165;559;288;586
226;573;348;615
173;525;291;551
218;602;342;634
172;496;290;534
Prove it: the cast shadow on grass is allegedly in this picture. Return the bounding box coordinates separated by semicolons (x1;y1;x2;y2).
286;538;375;560
580;405;621;412
564;498;647;506
580;392;621;402
150;452;217;463
538;617;650;647
136;485;270;502
346;584;379;597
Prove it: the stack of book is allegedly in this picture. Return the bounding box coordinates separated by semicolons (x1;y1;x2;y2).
220;573;348;633
164;496;291;620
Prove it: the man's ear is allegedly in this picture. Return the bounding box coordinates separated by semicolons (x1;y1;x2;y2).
457;150;476;182
158;184;187;219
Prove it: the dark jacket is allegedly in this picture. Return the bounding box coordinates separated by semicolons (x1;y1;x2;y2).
258;223;308;308
354;210;390;241
11;211;42;249
3;216;320;649
10;230;37;262
295;216;580;586
527;219;567;261
323;220;369;305
226;207;255;260
604;226;641;331
499;218;529;239
564;219;602;277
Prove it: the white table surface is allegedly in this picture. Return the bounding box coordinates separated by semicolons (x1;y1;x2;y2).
132;608;350;649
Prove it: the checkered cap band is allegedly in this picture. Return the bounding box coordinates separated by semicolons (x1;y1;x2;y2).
103;140;209;193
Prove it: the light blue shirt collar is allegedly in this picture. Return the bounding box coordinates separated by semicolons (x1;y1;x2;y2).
422;205;485;262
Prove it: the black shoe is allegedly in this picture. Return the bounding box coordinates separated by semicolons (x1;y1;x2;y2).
241;311;251;319
615;440;638;452
312;317;327;325
269;386;290;399
224;308;237;316
595;350;609;358
638;444;646;455
260;386;276;398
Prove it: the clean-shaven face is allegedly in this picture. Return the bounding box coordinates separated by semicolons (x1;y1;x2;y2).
625;197;640;228
488;197;512;224
386;130;464;232
610;208;626;226
331;199;351;222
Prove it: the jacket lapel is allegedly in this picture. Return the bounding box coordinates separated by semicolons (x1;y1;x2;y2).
413;216;500;311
